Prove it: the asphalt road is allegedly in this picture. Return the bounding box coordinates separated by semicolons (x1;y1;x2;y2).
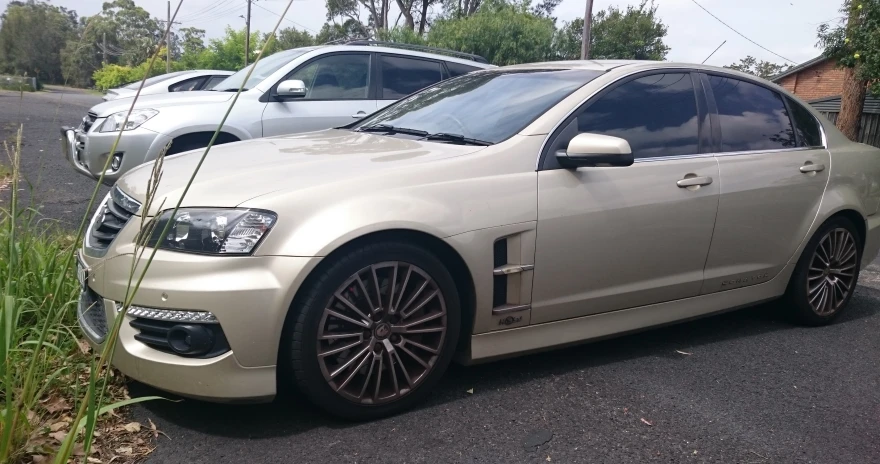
0;86;109;227
5;88;880;463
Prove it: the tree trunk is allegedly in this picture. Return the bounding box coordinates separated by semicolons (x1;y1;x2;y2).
837;65;867;141
396;0;415;30
418;0;429;34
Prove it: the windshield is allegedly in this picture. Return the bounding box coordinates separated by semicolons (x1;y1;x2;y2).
122;71;194;90
212;48;312;91
352;69;601;144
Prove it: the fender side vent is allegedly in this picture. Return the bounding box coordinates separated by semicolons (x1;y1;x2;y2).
493;238;507;307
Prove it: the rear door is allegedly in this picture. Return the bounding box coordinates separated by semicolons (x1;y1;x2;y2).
375;54;445;112
699;73;830;293
260;52;376;136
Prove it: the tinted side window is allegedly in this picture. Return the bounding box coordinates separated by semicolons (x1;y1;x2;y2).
785;96;824;147
204;76;228;90
575;73;700;159
380;55;443;99
446;62;481;77
169;77;206;92
710;75;795;151
289;54;370;100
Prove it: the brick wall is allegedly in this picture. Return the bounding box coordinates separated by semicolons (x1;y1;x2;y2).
776;59;844;101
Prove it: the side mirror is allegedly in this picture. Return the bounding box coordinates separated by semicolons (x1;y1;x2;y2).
555;133;634;168
276;79;307;99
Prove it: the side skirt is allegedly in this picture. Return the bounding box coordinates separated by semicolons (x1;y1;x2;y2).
464;263;794;364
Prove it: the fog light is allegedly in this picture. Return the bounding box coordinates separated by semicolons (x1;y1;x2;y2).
167;324;214;356
110;153;122;171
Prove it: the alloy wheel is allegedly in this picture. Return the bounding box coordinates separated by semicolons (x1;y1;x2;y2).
807;227;858;316
316;261;447;405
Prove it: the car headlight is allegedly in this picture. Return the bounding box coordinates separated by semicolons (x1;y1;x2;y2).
144;209;277;255
99;109;158;132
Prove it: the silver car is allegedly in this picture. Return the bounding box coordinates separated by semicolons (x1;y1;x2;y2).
77;61;880;420
61;43;492;184
101;70;234;101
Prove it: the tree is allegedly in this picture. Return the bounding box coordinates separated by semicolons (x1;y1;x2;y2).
551;0;668;61
98;0;162;66
200;27;264;70
270;27;315;51
0;0;78;84
726;56;790;79
818;0;878;141
178;27;206;68
428;0;555;65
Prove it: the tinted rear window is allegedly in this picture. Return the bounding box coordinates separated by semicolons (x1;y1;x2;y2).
380;55;443;99
786;97;824;147
446;62;481;77
710;75;796;151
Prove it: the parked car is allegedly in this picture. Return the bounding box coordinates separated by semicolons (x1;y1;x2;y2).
76;60;880;419
62;42;492;184
102;70;234;101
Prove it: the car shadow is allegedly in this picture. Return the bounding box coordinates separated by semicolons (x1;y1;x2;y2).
128;285;880;439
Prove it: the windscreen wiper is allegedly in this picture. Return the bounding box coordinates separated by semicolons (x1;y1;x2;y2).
356;124;428;136
423;132;493;146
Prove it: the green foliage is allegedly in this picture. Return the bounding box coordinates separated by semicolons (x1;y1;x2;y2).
92;64;135;90
590;0;668;60
819;0;880;94
178;27;207;69
428;0;555;65
0;0;78;84
726;56;790;79
199;27;265;71
265;27;316;55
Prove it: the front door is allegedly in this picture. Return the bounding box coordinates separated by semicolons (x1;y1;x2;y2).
699;74;831;293
261;53;376;137
532;72;720;324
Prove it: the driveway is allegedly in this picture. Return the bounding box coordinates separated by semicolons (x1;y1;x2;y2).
6;87;880;463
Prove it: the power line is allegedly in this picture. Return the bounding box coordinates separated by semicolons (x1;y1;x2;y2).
689;0;797;64
251;1;317;33
184;4;247;24
177;0;235;21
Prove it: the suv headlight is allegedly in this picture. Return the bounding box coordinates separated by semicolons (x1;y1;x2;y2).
99;109;158;132
144;209;277;255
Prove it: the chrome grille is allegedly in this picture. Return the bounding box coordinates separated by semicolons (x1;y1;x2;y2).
80;112;98;132
78;288;108;343
89;187;140;250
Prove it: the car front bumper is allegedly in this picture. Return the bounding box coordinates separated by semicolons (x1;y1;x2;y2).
61;123;171;185
77;245;321;402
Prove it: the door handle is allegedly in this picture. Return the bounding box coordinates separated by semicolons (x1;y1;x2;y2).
800;163;826;173
677;176;713;188
351;111;367;119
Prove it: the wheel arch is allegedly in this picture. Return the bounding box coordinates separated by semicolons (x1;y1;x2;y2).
277;228;477;365
167;131;241;155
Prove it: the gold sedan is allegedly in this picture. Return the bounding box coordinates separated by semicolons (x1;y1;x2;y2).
77;61;880;419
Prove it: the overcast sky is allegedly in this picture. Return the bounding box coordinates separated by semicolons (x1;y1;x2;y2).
7;0;842;67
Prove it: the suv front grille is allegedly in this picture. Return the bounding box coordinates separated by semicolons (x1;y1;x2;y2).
80;112;98;132
89;187;140;250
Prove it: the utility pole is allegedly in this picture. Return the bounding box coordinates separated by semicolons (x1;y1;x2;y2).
244;0;253;67
166;1;171;72
102;33;107;65
580;0;593;60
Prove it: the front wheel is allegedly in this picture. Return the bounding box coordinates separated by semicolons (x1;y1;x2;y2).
286;242;460;420
785;217;862;326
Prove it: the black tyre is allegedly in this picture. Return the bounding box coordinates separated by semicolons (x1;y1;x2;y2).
286;241;461;420
784;216;862;326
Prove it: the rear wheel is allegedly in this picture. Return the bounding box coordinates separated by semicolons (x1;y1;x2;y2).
286;242;460;420
785;217;862;325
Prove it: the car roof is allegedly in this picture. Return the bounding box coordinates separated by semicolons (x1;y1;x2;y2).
307;44;495;68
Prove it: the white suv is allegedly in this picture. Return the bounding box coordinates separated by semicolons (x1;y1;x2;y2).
61;42;491;184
